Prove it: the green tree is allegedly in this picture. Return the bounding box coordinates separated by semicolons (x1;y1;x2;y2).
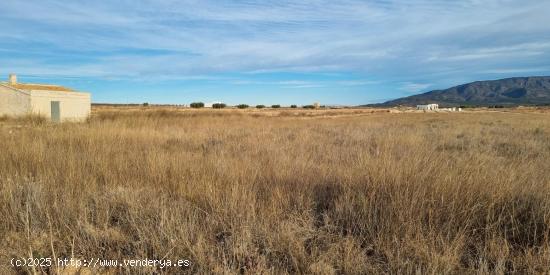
212;103;227;109
190;102;205;108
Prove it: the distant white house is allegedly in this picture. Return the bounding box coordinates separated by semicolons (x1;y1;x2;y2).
440;107;462;112
417;103;439;110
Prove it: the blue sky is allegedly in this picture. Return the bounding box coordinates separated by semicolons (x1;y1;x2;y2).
1;0;550;105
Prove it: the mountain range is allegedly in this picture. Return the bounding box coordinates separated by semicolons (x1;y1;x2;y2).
375;76;550;107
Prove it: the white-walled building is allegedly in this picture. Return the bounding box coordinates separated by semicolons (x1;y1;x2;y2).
416;104;439;110
0;74;91;122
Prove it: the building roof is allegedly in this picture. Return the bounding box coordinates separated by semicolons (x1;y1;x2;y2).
7;83;74;92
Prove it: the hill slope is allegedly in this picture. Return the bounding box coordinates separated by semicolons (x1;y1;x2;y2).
379;76;550;106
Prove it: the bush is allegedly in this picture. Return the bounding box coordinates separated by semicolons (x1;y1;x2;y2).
290;105;297;108
212;103;227;109
303;105;315;109
190;102;205;108
271;105;281;108
142;102;149;107
236;104;249;109
256;105;265;109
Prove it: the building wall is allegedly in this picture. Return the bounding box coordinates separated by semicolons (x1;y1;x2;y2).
417;104;439;110
30;90;91;121
0;84;31;116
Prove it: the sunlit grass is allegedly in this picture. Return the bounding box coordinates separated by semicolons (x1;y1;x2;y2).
1;108;549;274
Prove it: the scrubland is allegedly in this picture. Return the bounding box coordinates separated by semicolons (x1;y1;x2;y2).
1;107;550;274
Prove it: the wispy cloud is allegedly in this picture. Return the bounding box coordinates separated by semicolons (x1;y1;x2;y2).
399;82;432;93
1;0;548;77
427;42;550;62
482;67;550;75
0;0;549;104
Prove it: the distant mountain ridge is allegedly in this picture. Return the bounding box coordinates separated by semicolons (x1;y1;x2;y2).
376;76;550;107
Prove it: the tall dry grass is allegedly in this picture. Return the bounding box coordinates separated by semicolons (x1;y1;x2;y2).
1;108;550;274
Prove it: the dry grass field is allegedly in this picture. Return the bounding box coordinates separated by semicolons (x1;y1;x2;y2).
1;107;550;274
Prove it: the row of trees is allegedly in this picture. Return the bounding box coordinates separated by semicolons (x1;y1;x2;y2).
189;102;228;109
189;103;315;109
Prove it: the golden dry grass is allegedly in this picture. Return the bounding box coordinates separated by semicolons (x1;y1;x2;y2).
1;107;550;274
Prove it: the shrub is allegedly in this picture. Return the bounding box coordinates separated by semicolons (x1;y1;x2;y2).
142;102;149;107
303;105;315;109
190;102;205;108
290;105;297;108
236;104;249;109
271;105;281;108
212;103;227;109
256;105;265;109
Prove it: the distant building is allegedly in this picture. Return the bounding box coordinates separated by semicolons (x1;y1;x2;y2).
0;74;91;122
439;107;461;112
416;104;439;110
205;101;223;108
313;102;320;108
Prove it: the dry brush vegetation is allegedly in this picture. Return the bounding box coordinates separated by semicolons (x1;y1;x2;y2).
1;108;550;274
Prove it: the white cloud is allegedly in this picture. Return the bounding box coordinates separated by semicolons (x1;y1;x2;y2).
0;0;549;83
428;42;550;62
482;67;550;74
399;82;431;93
